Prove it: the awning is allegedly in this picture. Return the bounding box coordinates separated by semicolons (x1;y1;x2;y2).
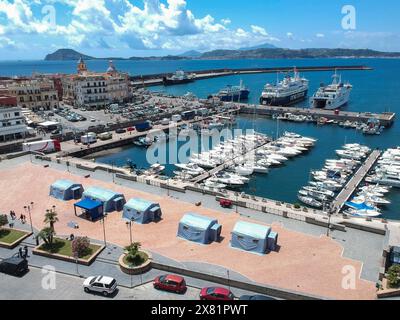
74;198;103;211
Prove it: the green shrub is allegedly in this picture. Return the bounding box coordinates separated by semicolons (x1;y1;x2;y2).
387;265;400;288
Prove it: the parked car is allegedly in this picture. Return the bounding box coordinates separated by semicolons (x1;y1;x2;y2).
83;276;117;297
90;118;96;122
239;295;276;300
199;287;235;301
153;274;187;294
0;257;29;277
115;128;127;134
127;127;135;132
219;198;233;208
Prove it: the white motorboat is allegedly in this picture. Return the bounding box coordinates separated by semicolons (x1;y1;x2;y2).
297;195;323;209
353;195;390;206
204;179;227;190
299;190;329;202
175;163;206;175
303;186;335;198
309;181;341;192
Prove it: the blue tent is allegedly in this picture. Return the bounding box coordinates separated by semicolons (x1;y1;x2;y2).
123;198;162;224
177;213;222;245
50;180;84;201
231;221;277;255
74;198;104;221
82;187;125;213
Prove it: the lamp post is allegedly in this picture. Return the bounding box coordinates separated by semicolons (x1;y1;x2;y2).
23;202;35;236
101;215;107;247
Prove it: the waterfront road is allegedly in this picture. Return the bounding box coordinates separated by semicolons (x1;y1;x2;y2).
0;266;200;300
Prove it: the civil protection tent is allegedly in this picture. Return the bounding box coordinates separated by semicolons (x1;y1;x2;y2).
177;213;222;245
123;198;162;224
74;198;104;221
82;187;126;213
231;221;277;255
49;180;84;201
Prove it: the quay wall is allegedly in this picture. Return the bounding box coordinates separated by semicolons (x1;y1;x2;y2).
239;106;396;127
131;65;372;85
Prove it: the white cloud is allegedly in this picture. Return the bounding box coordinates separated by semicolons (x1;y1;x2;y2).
286;32;294;39
0;0;281;53
316;33;325;38
251;25;268;36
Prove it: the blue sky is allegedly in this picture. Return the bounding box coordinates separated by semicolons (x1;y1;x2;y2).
0;0;399;60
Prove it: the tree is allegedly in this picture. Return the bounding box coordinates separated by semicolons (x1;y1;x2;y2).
0;215;8;236
387;265;400;288
124;242;144;265
0;214;8;228
72;237;91;258
38;227;55;246
44;209;59;231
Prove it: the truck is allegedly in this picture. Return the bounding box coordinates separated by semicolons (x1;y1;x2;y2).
181;110;196;121
81;132;97;145
135;121;153;132
22;139;61;153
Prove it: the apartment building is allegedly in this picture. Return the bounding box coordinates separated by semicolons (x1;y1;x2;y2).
0;95;28;142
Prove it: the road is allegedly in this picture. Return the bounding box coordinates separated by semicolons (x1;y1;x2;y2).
0;266;200;300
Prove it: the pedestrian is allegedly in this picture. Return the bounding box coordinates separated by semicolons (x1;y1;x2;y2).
20;214;24;222
18;247;23;258
23;246;28;259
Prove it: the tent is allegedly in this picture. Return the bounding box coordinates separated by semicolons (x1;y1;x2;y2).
231;221;277;255
123;198;162;224
49;180;84;201
82;187;126;213
177;213;222;245
74;198;104;221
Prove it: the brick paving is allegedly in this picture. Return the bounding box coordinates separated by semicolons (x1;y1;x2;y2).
0;161;377;299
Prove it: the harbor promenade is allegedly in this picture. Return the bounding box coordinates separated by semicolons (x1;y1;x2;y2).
239;105;396;127
332;150;382;213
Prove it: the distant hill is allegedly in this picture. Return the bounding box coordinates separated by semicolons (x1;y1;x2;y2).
199;48;400;60
45;47;400;62
178;50;202;58
239;43;278;51
45;49;95;61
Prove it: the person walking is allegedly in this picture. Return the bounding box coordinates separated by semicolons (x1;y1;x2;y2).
18;247;23;258
23;246;28;259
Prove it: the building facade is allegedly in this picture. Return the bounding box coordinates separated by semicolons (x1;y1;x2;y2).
62;58;131;109
0;95;28;142
3;78;59;111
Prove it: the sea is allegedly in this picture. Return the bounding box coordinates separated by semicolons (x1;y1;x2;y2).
2;58;399;220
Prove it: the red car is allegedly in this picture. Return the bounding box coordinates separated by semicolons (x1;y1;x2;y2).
153;274;187;294
219;198;233;208
127;127;135;132
199;287;235;301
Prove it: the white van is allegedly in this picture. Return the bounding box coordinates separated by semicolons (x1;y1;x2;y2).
81;132;97;145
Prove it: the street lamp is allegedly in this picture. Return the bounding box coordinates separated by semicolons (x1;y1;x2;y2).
100;215;107;247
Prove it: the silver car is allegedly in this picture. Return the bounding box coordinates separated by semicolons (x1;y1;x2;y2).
83;276;118;297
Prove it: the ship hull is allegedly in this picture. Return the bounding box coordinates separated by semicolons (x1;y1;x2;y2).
260;89;308;106
219;90;250;102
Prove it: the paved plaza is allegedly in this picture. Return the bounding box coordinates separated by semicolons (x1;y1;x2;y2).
0;159;380;299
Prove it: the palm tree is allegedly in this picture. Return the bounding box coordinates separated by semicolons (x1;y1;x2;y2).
44;208;59;231
124;242;143;265
38;227;55;246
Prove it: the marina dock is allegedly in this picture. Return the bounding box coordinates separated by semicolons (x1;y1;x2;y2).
131;65;372;87
191;138;272;184
239;105;396;127
332;149;382;213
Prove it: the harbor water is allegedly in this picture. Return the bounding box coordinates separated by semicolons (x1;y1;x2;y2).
2;58;399;219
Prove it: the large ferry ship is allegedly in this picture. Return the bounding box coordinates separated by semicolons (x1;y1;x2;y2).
163;70;195;86
310;72;352;110
216;80;250;102
259;69;309;106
